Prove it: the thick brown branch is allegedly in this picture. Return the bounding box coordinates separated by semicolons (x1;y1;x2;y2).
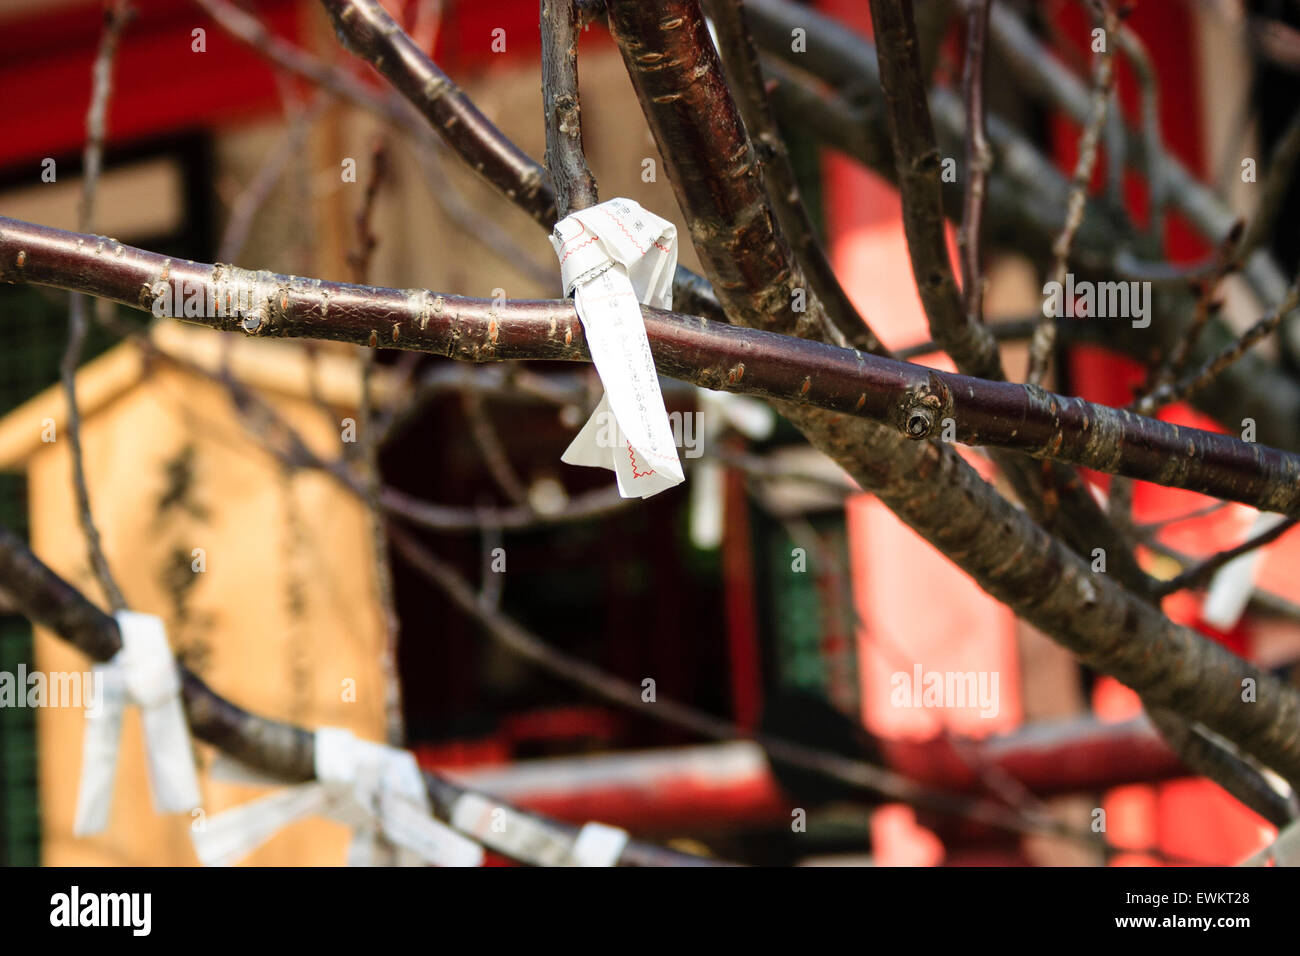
870;0;1001;381
10;216;1300;517
0;523;719;867
703;0;885;353
1145;705;1294;827
541;0;599;217
602;0;1300;786
7;222;1300;789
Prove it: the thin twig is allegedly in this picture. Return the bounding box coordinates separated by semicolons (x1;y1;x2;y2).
461;383;530;505
1136;277;1300;416
1026;0;1119;387
388;523;1108;846
1237;103;1300;265
958;0;993;330
1157;226;1243;388
1153;518;1298;598
895;315;1039;359
61;0;133;613
1115;24;1166;246
348;138;405;746
870;0;1002;380
217;94;333;264
1134;501;1232;536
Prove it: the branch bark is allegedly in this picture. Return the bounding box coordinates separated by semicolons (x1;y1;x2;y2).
62;0;132;614
601;0;1300;787
0;523;721;866
820;0;1149;591
316;0;725;321
703;0;885;352
9;216;1300;517
869;0;1001;381
541;0;599;217
958;0;992;330
749;0;1300;454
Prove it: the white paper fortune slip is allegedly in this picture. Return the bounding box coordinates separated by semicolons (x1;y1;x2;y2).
191;727;483;867
74;611;202;836
450;791;629;866
1202;512;1289;631
550;198;685;499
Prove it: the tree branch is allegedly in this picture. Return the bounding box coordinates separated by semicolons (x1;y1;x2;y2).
958;0;992;331
870;0;1001;381
703;0;885;352
11;216;1300;516
1026;0;1119;388
1154;518;1299;598
750;0;1300;454
541;0;599;218
0;523;721;866
346;138;405;747
602;0;1300;788
315;0;725;321
62;0;133;613
867;0;1147;592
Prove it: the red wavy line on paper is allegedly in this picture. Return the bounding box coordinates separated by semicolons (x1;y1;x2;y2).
602;207;669;257
557;220;601;265
601;207;644;254
628;441;655;479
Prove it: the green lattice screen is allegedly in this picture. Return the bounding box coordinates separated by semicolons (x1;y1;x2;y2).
0;470;35;865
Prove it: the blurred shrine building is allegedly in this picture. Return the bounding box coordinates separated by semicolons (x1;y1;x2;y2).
0;0;1298;866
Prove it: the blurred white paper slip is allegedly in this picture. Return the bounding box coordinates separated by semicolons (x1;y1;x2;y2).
192;727;483;867
689;390;776;549
570;821;629;866
73;611;201;836
451;792;572;865
1202;512;1289;631
450;792;629;866
550;198;684;499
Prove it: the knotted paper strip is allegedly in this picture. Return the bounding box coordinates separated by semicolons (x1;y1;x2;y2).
74;611;202;836
451;792;629;866
550;198;684;499
192;727;483;867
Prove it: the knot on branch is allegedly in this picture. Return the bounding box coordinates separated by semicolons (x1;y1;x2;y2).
555;94;581;137
898;374;952;441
